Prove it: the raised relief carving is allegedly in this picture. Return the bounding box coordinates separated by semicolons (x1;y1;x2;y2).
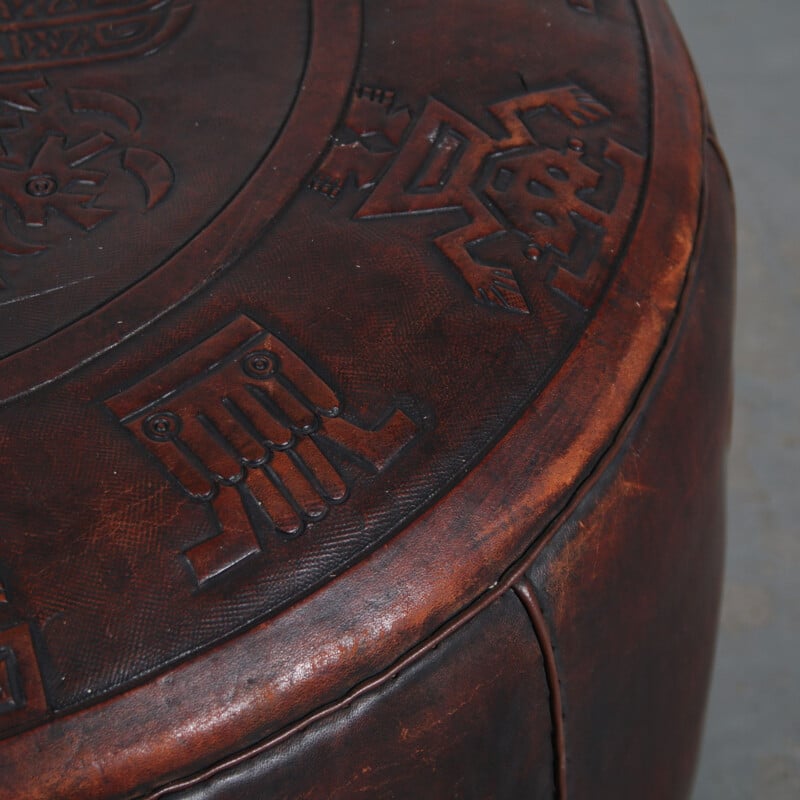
309;84;411;199
0;1;193;73
107;316;418;587
0;75;173;267
312;83;643;314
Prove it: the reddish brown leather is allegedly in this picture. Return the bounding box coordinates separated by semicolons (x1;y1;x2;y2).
0;1;733;798
154;139;735;800
169;593;558;800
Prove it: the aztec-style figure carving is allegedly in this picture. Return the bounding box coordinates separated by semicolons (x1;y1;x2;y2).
107;316;418;586
0;1;193;73
0;76;173;266
313;83;644;314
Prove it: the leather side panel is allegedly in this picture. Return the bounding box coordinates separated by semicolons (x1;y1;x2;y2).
168;591;555;799
527;139;735;800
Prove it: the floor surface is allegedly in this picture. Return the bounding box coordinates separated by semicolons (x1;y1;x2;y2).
666;2;800;797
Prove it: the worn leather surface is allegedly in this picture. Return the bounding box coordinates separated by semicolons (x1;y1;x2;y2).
527;141;734;800
171;593;557;800
0;0;650;726
153;139;734;800
0;1;732;798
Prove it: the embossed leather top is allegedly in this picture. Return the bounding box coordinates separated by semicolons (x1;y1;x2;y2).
0;2;734;799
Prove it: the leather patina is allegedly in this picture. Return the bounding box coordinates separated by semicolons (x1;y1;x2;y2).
0;2;733;798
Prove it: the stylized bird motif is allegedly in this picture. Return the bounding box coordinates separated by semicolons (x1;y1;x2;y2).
107;316;417;585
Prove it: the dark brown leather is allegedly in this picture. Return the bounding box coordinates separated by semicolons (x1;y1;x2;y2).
0;1;733;798
158;139;735;800
170;593;558;800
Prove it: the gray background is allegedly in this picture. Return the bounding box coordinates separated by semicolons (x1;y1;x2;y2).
667;1;800;798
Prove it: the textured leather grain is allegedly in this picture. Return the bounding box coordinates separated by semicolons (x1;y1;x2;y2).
0;2;733;798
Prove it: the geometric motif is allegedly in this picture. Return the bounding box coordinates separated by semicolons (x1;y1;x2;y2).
312;83;644;314
106;316;418;586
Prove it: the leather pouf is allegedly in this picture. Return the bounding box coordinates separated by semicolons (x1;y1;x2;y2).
0;1;734;798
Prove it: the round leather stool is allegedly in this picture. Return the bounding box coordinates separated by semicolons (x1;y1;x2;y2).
0;1;734;798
